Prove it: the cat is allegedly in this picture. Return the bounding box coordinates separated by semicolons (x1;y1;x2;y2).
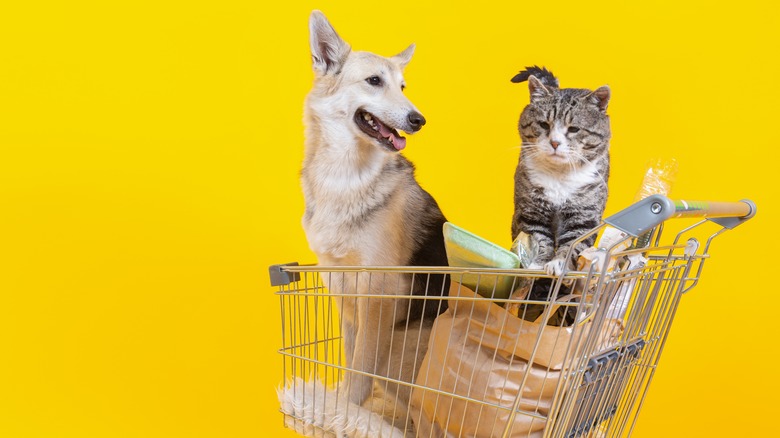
511;66;611;277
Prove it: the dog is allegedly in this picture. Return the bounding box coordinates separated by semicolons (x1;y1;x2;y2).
298;10;450;429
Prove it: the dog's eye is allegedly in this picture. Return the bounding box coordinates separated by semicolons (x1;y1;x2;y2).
538;121;550;131
401;84;406;91
568;126;580;133
366;76;382;86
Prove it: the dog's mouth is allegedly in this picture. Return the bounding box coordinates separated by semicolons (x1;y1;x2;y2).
354;110;407;151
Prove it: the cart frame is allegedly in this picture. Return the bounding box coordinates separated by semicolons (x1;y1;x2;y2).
271;195;755;437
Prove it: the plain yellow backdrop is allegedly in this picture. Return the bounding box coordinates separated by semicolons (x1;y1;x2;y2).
1;1;777;437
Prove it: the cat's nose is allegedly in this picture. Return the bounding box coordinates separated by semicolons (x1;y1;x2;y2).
551;141;560;150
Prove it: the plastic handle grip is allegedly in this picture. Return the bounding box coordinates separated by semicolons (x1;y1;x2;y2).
604;195;756;237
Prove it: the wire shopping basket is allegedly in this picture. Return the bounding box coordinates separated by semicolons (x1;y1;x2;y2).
270;195;755;438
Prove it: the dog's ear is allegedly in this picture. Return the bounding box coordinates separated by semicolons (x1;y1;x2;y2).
391;44;415;70
309;10;351;75
528;75;552;102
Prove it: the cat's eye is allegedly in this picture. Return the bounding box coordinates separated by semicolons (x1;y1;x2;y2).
366;76;382;86
538;122;550;130
568;126;580;133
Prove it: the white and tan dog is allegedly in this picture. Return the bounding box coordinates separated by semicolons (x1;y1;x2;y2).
295;9;450;431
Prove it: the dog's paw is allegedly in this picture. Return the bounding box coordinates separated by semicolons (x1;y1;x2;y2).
345;374;373;406
544;258;566;276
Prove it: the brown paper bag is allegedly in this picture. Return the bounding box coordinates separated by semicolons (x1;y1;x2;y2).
410;284;621;438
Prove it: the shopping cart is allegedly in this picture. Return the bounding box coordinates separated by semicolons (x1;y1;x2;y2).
270;195;755;438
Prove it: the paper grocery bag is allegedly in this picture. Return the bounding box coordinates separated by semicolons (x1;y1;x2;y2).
410;283;621;437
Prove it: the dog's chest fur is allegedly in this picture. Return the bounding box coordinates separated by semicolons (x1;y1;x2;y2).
302;147;413;267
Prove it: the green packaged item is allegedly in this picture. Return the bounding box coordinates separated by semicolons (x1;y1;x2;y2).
442;222;521;299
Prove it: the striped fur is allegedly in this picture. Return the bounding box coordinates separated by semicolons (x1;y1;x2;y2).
511;66;611;276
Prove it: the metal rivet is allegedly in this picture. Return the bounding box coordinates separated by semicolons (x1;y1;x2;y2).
651;202;662;214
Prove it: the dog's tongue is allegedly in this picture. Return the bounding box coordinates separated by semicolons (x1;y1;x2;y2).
378;123;406;151
390;134;406;151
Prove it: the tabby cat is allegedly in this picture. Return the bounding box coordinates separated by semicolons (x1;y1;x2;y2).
511;66;611;276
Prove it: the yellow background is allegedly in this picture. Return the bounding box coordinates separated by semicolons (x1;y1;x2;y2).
1;1;777;436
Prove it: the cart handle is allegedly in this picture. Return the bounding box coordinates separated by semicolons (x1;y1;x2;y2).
604;194;756;238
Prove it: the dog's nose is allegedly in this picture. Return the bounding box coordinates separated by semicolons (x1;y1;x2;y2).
408;111;426;131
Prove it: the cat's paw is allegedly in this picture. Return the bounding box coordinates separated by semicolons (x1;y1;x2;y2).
544;258;566;276
527;262;543;270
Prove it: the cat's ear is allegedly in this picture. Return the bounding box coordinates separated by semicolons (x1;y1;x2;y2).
309;10;351;76
587;86;611;112
528;75;552;102
391;44;415;70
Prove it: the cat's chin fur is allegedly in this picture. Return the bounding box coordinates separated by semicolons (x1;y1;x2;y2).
526;161;601;207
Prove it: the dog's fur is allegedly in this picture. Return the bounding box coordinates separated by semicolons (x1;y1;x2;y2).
277;377;405;438
299;10;450;428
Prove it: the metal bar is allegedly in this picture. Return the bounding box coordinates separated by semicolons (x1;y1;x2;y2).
277;350;549;421
275;263;598;277
274;290;587;309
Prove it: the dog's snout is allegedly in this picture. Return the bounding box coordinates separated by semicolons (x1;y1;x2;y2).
407;111;426;131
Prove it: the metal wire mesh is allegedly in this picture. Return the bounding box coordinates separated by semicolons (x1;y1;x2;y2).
272;219;725;438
